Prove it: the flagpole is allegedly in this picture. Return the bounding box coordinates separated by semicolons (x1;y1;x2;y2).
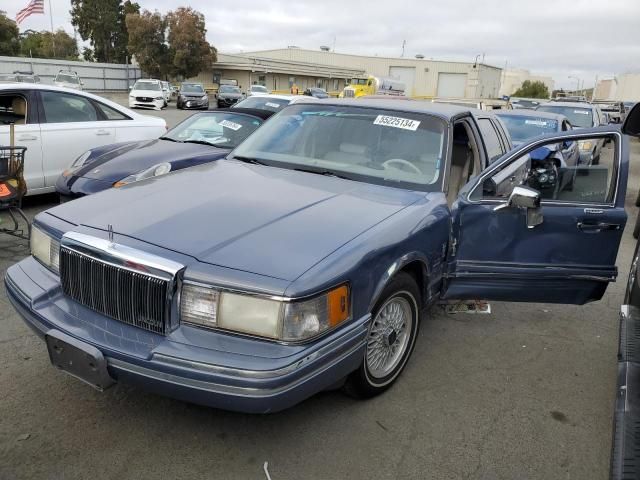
48;0;56;56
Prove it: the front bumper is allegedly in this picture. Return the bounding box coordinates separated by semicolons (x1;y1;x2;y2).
129;98;164;110
181;98;209;109
56;174;115;200
5;258;369;413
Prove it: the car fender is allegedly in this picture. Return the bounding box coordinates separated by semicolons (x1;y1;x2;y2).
368;252;432;313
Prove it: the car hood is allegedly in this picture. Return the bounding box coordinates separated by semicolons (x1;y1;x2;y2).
76;139;228;183
219;93;244;99
49;160;423;281
181;93;207;98
131;89;162;97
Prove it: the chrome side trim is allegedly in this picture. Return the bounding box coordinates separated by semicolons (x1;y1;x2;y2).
61;231;184;281
107;341;364;397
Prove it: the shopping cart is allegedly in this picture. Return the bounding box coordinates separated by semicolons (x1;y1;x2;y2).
0;145;30;240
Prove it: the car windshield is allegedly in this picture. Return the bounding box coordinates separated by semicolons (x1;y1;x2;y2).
56;74;79;84
233;96;290;112
536;105;593;128
498;115;559;142
134;81;161;91
230;104;447;191
251;86;268;92
163;112;263;148
219;85;240;94
182;84;205;94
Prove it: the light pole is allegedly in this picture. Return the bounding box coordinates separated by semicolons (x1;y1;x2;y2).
568;75;580;93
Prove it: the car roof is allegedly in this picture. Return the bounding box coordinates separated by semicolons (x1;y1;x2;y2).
296;97;493;121
495;109;568;122
538;101;594;110
214;107;274;120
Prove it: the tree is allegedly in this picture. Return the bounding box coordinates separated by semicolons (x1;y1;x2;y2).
0;11;20;56
512;80;550;99
126;7;217;80
82;47;94;61
20;29;79;60
70;0;139;63
125;10;169;78
166;7;216;79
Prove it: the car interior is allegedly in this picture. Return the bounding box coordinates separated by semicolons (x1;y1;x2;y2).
447;121;480;205
0;95;28;125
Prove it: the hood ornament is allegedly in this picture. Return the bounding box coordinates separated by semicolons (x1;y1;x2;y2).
108;224;114;244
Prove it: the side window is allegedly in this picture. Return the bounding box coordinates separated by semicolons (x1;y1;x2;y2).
41;91;98;123
472;133;619;205
477;118;506;163
0;94;28;125
94;101;129;121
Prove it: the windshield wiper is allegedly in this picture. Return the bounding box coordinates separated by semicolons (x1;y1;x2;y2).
294;167;351;180
232;155;268;165
159;136;180;142
183;139;215;146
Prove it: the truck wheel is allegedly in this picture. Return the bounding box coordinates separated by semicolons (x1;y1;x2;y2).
344;272;421;398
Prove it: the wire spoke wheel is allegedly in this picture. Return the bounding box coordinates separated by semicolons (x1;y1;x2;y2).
365;296;413;379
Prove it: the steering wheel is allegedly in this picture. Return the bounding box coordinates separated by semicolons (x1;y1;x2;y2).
382;158;422;175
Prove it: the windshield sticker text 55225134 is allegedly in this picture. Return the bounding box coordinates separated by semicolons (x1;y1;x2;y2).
219;120;243;131
373;115;421;131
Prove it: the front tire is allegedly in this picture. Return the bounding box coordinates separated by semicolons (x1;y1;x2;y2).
344;272;421;398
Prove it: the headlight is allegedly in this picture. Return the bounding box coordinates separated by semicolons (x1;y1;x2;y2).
155;96;163;100
180;283;350;342
62;150;92;177
129;94;135;98
201;95;208;100
31;225;60;273
113;162;172;187
579;141;593;151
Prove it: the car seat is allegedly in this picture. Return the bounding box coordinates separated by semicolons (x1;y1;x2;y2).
11;98;27;125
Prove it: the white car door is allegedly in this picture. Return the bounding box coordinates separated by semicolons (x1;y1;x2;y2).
91;100;166;143
38;90;116;188
0;90;45;193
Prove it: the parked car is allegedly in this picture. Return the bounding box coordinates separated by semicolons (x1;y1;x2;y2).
53;70;83;90
128;79;165;111
511;99;541;110
304;87;329;99
610;103;640;480
177;83;209;110
5;99;628;414
536;101;607;165
56;108;273;201
432;98;512;110
592;100;626;124
495;110;579;196
232;93;315;113
216;85;244;108
248;85;270;96
0;83;166;195
0;71;40;83
161;81;172;105
624;101;637;114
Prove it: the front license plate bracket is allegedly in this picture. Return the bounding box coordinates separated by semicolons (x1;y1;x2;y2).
45;330;115;391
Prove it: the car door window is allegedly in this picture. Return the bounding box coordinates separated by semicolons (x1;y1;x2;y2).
0;93;28;125
471;133;619;205
477;118;506;163
94;101;129;120
41;91;98;123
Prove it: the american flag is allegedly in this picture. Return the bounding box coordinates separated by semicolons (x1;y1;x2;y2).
16;0;45;25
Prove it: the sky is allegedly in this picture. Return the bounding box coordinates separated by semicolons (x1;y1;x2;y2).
4;0;640;90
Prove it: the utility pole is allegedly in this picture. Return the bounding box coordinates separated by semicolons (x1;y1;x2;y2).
48;0;56;57
401;40;406;58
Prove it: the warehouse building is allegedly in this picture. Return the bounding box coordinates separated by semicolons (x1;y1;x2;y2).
189;47;503;98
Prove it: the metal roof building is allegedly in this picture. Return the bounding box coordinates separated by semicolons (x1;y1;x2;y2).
237;47;503;98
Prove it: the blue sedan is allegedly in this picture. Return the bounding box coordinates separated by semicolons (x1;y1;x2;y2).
56;108;272;201
6;99;632;413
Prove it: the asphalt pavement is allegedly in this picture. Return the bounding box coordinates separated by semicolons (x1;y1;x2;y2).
1;101;638;479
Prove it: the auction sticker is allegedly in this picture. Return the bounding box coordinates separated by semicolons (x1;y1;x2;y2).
265;102;281;109
574;110;590;115
525;120;550;126
373;115;420;131
219;120;243;131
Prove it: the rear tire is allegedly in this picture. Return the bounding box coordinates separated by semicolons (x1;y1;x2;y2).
344;272;421;399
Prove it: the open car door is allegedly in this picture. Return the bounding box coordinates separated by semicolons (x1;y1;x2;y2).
442;125;629;305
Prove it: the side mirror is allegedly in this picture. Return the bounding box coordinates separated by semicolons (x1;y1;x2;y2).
494;185;543;229
562;140;574;149
129;85;133;90
622;103;640;136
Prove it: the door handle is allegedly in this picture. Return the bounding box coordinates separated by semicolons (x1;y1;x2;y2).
17;135;37;141
95;130;111;136
577;222;621;232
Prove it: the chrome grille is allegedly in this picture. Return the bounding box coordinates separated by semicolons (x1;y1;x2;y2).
344;89;355;98
60;247;169;334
